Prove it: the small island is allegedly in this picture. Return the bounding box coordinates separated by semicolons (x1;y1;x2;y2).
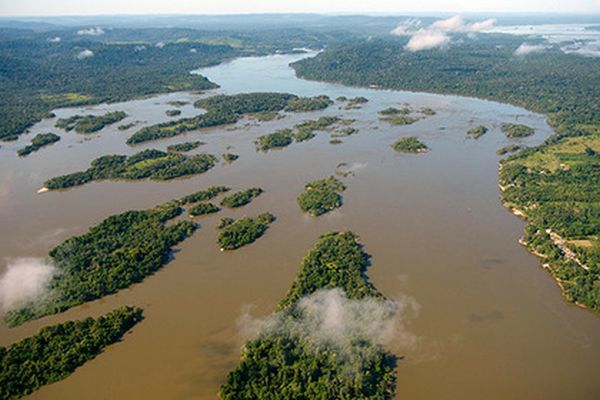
502;123;535;138
43;149;217;190
379;107;418;125
167;141;204;152
56;111;127;133
222;153;239;163
221;187;263;208
420;107;436;116
468;125;488;139
0;306;144;400
189;202;220;217
391;136;429;153
217;212;275;250
294;116;341;142
497;144;524;155
17;132;60;156
338;96;369;109
165;109;182;117
255;129;294;151
297;176;346;216
179;185;230;205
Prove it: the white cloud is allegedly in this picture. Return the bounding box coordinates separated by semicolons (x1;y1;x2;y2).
47;36;61;43
155;41;166;48
431;15;464;31
514;43;549;56
77;27;105;36
406;29;450;51
390;18;422;36
239;288;420;361
0;258;54;312
77;49;94;59
393;15;495;52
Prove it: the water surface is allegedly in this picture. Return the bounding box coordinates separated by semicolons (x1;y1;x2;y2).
0;52;598;400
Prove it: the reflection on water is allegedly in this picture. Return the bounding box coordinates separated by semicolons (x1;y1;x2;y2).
0;52;598;400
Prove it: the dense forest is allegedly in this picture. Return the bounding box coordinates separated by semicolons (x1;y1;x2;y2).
292;34;600;310
391;137;429;153
17;132;60;156
55;111;127;133
255;129;294;151
4;200;196;326
217;213;275;250
44;149;217;190
1;306;143;399
221;231;395;399
166;141;205;153
0;37;229;141
221;187;264;208
297;176;346;216
128;92;332;144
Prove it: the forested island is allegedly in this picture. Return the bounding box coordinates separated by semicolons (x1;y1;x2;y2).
189;202;220;217
127;92;332;145
290;35;599;309
221;231;395;398
502;123;535;138
468;125;488;139
256;129;294;151
43;149;217;190
294;116;342;142
297;176;346;216
337;95;369;110
165;109;182;117
179;185;230;205
392;137;429;153
221;187;263;208
4;199;197;326
222;153;239;163
166;141;205;153
379;106;419;126
17;133;60;156
0;306;144;399
55;111;127;133
497;144;523;155
217;212;275;250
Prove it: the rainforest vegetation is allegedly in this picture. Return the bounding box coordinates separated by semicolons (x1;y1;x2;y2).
294;116;341;142
127;93;332;145
165;109;182;117
17;133;60;156
256;129;294;151
0;306;143;400
166;141;204;152
297;176;346;216
292;34;598;309
56;111;127;133
189;202;220;217
217;212;275;250
44;149;217;190
179;185;230;205
502;123;535;138
468;125;488;139
4;200;196;326
222;153;239;163
221;231;395;399
497;144;523;155
221;187;263;208
391;137;429;153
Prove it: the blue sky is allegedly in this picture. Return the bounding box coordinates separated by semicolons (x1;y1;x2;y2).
1;0;599;16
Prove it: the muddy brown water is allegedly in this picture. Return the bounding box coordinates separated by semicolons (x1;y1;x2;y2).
0;52;598;400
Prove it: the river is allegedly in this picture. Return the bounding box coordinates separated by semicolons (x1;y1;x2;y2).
0;52;598;399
